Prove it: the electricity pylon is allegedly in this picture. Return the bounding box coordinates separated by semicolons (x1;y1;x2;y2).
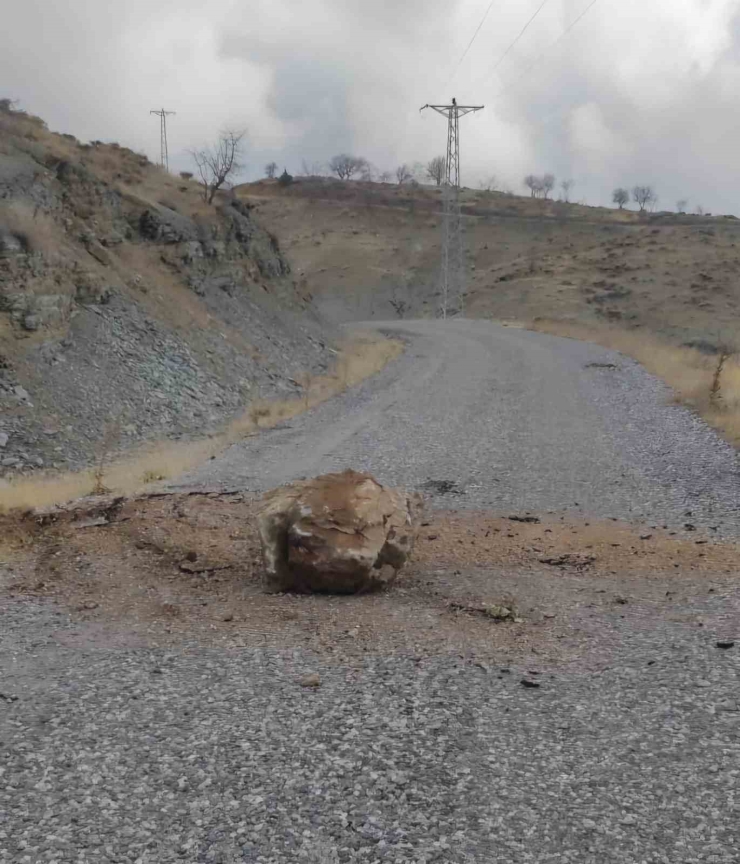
150;108;176;171
421;98;483;318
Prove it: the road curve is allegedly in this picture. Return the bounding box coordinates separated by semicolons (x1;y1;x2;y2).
173;319;740;534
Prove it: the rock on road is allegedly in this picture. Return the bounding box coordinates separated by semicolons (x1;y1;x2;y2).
2;320;739;864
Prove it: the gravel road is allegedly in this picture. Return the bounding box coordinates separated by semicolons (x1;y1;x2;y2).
175;319;740;535
2;320;739;863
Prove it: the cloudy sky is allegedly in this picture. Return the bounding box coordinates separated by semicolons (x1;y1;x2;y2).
3;0;740;212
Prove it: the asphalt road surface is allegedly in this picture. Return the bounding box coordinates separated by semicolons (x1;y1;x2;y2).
3;320;739;864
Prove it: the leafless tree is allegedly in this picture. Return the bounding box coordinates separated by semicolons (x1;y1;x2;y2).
328;154;367;181
265;161;278;179
360;161;377;182
378;170;392;183
426;156;446;186
695;204;705;216
676;199;688;214
479;175;500;192
190;129;246;204
300;159;324;177
632;185;657;212
612;187;629;209
396;164;413;185
524;175;540;198
560;179;574;202
541;173;556;200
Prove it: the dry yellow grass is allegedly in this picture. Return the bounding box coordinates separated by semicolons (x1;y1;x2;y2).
530;318;740;444
0;333;403;512
0;200;61;258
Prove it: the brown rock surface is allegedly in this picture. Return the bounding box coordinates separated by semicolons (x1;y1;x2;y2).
257;469;422;593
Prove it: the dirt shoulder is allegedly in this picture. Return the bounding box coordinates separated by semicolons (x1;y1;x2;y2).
2;493;735;669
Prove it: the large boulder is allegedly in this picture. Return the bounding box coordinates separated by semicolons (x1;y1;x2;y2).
257;470;422;594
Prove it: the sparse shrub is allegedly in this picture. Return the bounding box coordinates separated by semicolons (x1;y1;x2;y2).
0;201;59;257
278;169;294;187
141;470;167;483
179;171;193;180
249;402;271;427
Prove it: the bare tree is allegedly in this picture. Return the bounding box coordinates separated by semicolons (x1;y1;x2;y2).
300;159;324;177
541;173;556;200
190;129;246;204
328;154;367;181
612;187;629;209
265;161;278;179
426;156;446;186
524;175;540;198
360;161;377;182
396;164;413;185
479;175;499;192
632;185;657;212
378;170;392;183
695;204;705;216
560;179;574;202
676;199;688;214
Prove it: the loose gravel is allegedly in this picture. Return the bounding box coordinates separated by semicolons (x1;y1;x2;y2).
171;320;740;538
1;594;738;864
3;319;740;862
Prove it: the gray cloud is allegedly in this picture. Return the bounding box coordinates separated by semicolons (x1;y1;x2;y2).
2;0;740;212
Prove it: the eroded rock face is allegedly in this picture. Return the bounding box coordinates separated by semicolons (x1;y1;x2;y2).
258;470;422;594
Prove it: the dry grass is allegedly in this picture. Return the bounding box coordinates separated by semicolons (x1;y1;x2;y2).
0;200;61;258
0;334;403;512
530;318;740;444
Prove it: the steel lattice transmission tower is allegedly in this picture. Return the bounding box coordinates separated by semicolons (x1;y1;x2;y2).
150;108;176;172
421;98;483;318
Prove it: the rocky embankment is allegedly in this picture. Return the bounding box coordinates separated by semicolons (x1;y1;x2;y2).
0;104;335;478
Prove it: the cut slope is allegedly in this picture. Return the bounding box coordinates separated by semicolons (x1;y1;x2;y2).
0;104;335;479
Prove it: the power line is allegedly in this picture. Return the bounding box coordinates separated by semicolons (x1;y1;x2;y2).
420;99;484;318
445;0;498;85
491;0;604;102
479;0;552;84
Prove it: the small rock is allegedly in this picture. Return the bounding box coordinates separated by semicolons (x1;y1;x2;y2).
1;457;19;467
222;613;234;622
520;679;541;689
639;533;652;540
13;386;30;401
22;314;40;331
300;673;321;688
0;433;8;448
716;640;735;650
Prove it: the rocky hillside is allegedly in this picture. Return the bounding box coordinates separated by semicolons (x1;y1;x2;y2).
0;104;334;479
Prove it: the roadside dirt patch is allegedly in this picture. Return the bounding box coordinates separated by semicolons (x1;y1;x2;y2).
1;496;736;666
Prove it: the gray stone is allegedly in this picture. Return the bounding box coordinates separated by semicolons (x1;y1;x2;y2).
0;432;8;448
0;231;24;257
22;313;40;331
139;207;198;244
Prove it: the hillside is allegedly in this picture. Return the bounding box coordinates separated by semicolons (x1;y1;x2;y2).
0;105;336;481
239;176;740;351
